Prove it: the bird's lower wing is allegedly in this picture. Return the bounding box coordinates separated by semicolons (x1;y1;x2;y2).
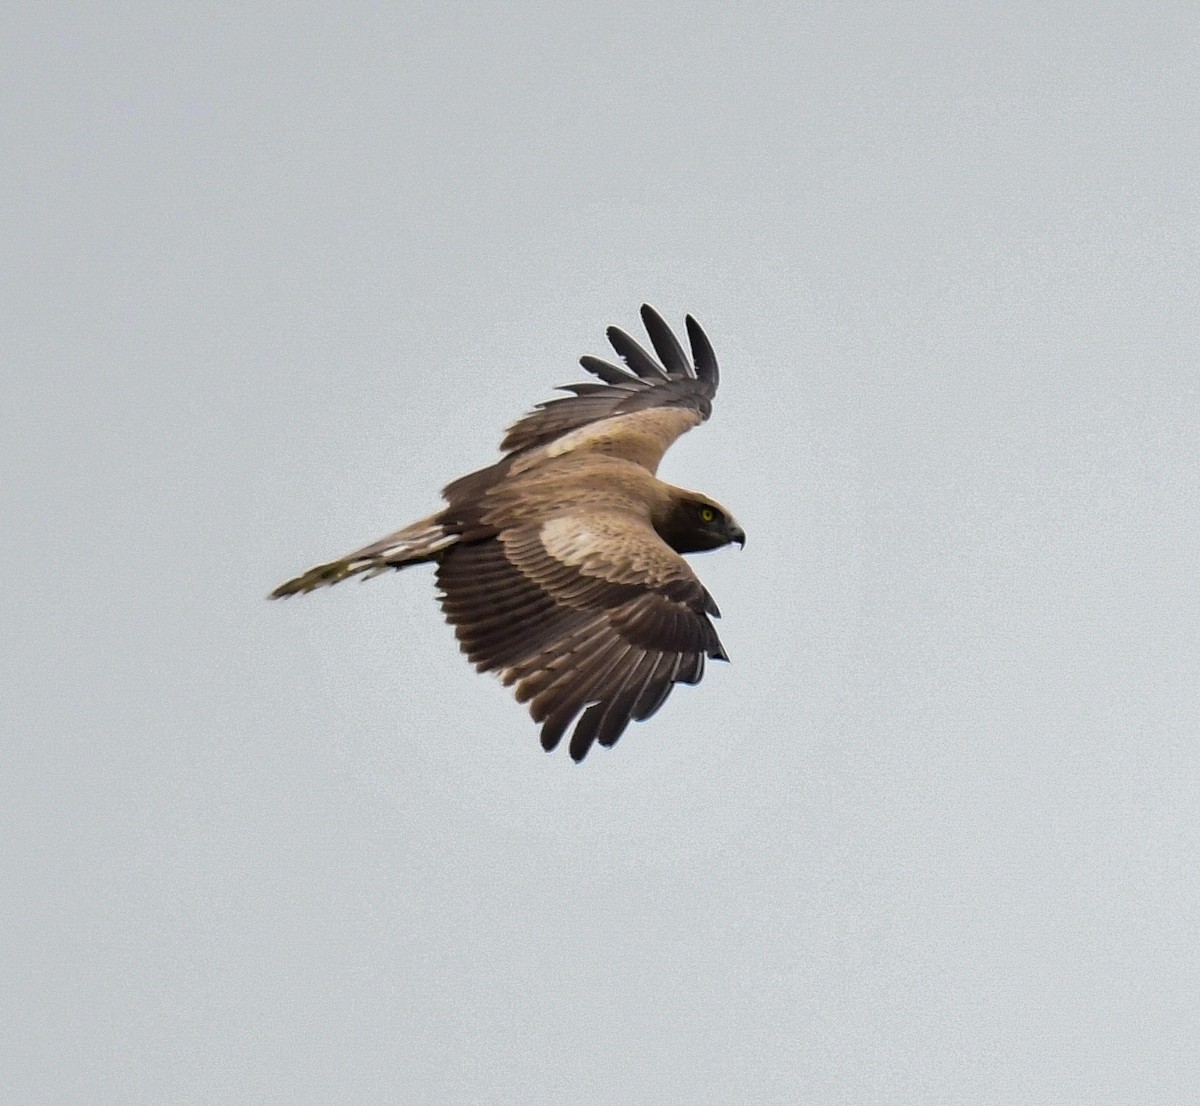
436;513;725;760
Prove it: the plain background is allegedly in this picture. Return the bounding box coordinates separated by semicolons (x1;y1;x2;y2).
5;3;1198;1103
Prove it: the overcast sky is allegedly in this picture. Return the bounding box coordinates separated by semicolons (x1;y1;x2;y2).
5;3;1198;1103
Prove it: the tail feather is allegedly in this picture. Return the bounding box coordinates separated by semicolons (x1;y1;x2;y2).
269;514;455;599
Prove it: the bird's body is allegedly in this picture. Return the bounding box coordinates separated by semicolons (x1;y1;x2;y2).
272;306;742;760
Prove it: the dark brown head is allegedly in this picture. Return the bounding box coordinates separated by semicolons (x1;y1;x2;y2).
656;491;745;554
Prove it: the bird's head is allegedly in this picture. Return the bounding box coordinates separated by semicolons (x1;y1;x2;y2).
660;492;745;554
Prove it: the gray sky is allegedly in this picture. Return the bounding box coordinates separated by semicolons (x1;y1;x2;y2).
5;3;1198;1103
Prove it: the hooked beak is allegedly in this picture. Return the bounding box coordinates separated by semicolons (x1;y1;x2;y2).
728;521;746;549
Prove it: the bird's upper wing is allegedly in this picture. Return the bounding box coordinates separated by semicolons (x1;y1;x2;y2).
499;304;720;473
436;508;727;761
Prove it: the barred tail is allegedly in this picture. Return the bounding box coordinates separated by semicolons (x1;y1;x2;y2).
269;514;456;599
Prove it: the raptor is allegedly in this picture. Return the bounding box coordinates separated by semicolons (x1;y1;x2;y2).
272;305;743;761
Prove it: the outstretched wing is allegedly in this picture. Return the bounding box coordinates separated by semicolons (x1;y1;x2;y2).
499;305;720;472
436;510;728;761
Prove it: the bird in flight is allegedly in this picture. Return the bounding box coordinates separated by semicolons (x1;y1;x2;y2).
271;305;743;761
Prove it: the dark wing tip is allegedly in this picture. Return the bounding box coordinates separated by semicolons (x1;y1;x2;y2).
541;714;568;753
606;325;668;380
568;702;605;762
579;354;635;385
639;304;693;379
685;315;719;390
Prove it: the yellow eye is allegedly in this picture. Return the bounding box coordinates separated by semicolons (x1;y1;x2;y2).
700;507;715;523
